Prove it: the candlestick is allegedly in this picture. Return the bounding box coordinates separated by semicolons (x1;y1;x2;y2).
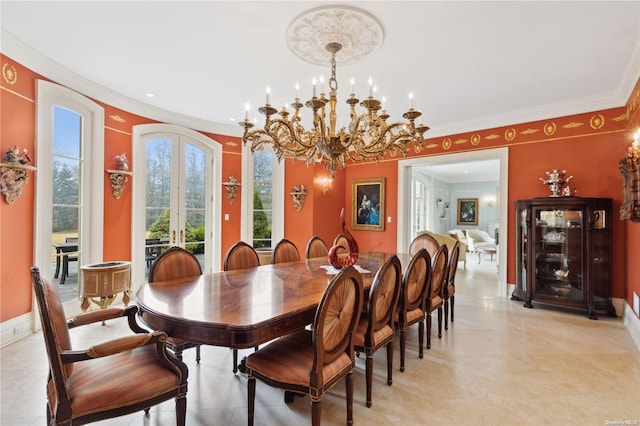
266;86;271;105
409;92;414;108
350;78;354;94
368;77;373;97
312;77;317;97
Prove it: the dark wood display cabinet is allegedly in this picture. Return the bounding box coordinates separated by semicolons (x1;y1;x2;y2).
512;197;615;319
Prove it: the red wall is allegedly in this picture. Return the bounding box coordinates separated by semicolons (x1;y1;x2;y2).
1;52;639;323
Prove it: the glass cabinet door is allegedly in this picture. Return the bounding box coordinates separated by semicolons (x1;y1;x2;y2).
533;207;584;301
514;205;529;302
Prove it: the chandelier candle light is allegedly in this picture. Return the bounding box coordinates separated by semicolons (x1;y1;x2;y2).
239;41;429;178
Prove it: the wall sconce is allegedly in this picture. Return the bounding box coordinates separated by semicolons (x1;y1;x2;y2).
485;196;495;207
106;153;132;200
222;174;241;204
1;146;36;204
619;128;640;221
321;177;333;195
290;185;307;212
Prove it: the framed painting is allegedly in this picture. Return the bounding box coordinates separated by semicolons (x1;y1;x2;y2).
457;198;478;225
352;178;385;231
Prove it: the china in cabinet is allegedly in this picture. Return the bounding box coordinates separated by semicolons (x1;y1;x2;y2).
512;197;615;319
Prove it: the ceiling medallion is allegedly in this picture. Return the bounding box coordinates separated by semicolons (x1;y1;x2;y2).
286;5;384;66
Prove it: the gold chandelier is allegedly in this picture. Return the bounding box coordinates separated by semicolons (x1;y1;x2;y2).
239;42;429;178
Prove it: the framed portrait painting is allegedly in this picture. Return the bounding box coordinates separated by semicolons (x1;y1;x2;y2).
352;178;385;231
457;198;478;225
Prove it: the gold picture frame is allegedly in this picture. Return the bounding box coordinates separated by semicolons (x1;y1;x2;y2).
352;178;385;231
457;198;479;225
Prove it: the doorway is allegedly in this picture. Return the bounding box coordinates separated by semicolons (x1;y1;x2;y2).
132;124;222;291
397;147;509;296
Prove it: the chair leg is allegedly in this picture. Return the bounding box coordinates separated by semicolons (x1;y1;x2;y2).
248;376;256;426
195;345;201;363
386;341;393;386
365;353;373;407
312;399;322;426
176;395;187;426
399;327;406;372
444;299;450;331
450;295;455;323
346;370;353;426
426;314;432;349
418;320;424;358
437;307;443;339
233;349;238;373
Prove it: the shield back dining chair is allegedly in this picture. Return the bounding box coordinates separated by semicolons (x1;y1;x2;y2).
396;248;432;372
443;241;460;331
149;246;203;362
223;240;261;373
31;266;188;426
409;232;440;258
246;266;364;426
426;244;448;349
305;235;329;259
353;254;402;407
271;238;301;264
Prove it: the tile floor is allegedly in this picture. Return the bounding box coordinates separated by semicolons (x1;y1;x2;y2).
2;260;639;425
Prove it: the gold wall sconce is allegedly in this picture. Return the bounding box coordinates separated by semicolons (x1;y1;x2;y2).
106;153;132;200
222;174;241;204
619;128;640;221
1;146;36;204
290;185;307;212
321;177;333;195
106;170;133;199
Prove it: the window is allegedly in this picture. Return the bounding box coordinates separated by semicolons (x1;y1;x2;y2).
132;124;221;286
242;146;284;250
35;81;104;312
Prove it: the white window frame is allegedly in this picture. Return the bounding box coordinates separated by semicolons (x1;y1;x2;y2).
35;80;104;317
240;144;284;248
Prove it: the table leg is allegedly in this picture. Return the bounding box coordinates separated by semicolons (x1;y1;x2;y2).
54;252;61;278
60;255;69;284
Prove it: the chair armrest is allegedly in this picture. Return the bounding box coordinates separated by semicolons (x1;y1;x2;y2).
60;331;167;363
68;305;148;333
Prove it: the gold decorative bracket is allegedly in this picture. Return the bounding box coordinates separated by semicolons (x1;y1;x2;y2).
1;162;37;204
223;175;241;204
290;185;308;212
106;169;133;200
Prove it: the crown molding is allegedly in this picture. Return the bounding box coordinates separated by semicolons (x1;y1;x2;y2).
1;29;243;137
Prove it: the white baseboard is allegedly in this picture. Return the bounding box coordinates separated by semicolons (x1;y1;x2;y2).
622;300;640;351
0;312;34;348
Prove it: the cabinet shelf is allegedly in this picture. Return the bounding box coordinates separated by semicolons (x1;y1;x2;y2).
512;197;615;319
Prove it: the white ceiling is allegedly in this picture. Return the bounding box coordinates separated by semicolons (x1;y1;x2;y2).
1;1;638;181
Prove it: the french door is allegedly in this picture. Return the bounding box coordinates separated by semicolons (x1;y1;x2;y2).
132;124;221;289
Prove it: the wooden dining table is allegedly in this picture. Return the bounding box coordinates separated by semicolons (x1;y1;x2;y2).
136;252;409;359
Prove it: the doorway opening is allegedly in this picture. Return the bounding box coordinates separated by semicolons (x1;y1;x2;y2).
397;147;509;297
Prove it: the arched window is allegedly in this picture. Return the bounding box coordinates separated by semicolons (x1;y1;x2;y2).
35;81;104;314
